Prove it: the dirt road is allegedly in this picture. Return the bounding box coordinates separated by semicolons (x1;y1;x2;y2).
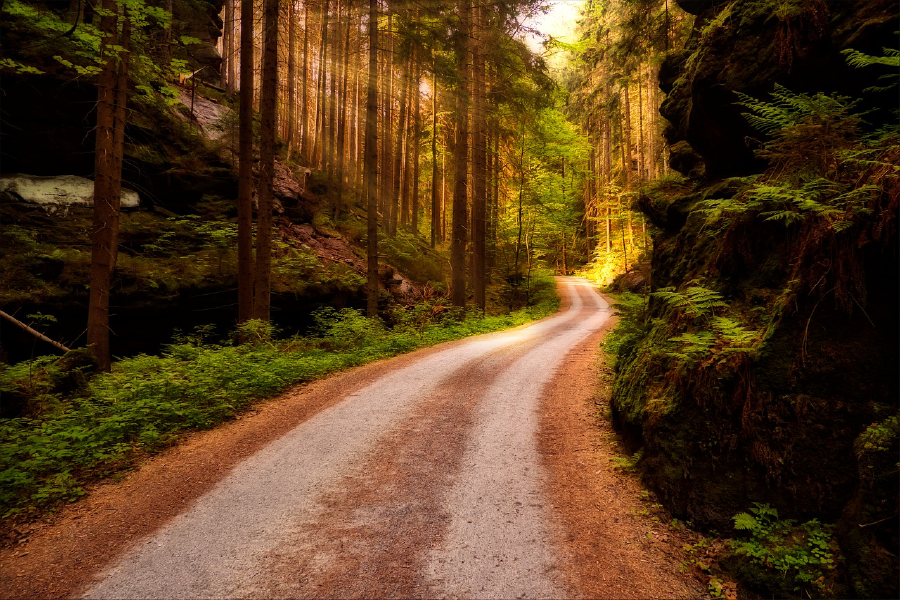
2;278;699;599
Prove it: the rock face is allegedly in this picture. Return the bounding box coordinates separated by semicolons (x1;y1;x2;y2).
174;0;226;82
662;0;897;179
616;1;899;597
0;174;140;209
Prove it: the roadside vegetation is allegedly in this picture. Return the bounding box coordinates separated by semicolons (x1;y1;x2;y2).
0;273;558;522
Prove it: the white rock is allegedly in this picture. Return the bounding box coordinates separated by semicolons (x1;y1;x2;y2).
0;174;140;208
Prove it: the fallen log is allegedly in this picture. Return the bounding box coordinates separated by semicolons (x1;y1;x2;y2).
0;309;71;353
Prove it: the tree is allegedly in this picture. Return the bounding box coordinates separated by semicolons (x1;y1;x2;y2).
237;0;255;324
87;0;130;371
471;0;486;311
450;0;470;307
364;0;380;316
253;0;280;321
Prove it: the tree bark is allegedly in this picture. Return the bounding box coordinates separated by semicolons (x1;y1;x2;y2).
237;0;255;325
430;51;439;247
392;53;410;234
87;0;127;371
334;0;352;219
471;0;486;311
365;0;380;317
313;0;329;168
300;2;310;160
411;46;421;236
326;0;341;183
286;0;296;157
380;11;394;225
603;108;612;254
450;0;470;307
253;0;279;321
622;78;633;191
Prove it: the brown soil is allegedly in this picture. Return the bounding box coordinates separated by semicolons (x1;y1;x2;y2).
0;341;467;599
1;285;704;599
539;301;705;599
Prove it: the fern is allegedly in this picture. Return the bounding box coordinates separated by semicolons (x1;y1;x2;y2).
733;512;759;531
842;48;900;93
736;84;860;134
668;331;716;359
712;317;759;350
653;284;727;318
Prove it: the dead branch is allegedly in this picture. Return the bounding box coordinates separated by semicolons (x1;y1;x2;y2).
0;309;71;353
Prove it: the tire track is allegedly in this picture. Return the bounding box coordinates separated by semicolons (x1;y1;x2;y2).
236;279;606;599
83;279;603;599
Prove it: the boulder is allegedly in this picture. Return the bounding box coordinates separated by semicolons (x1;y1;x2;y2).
0;174;140;209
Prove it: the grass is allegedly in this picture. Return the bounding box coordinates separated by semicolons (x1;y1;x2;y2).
0;273;559;521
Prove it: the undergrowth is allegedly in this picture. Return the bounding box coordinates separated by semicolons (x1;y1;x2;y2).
729;503;841;597
0;275;558;521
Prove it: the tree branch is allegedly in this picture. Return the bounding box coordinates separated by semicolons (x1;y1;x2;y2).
0;310;71;353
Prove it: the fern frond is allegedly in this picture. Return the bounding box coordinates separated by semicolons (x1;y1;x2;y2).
734;512;759;531
842;48;900;69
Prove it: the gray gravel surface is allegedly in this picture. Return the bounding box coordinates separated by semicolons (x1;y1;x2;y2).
83;277;610;599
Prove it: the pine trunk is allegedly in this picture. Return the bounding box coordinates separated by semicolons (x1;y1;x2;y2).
326;0;340;182
430;53;439;247
225;0;235;94
411;49;421;236
334;0;351;219
380;12;394;224
87;0;126;371
391;52;409;234
450;0;470;307
300;2;310;159
286;0;296;157
471;0;486;312
253;0;279;322
237;0;255;325
365;0;380;317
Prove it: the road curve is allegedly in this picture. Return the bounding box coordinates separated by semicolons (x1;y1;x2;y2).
83;277;610;599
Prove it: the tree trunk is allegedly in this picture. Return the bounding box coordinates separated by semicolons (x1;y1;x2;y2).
622;79;633;191
411;47;421;236
488;111;498;270
471;0;486;312
286;0;296;157
380;11;394;225
237;0;255;326
327;0;341;183
603;109;612;254
430;51;439;247
253;0;279;321
225;0;235;94
300;2;310;160
314;1;329;168
392;52;409;235
87;0;127;371
450;0;470;308
334;0;351;219
365;0;380;317
637;62;647;185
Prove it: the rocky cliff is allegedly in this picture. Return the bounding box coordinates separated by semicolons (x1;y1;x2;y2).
614;0;899;596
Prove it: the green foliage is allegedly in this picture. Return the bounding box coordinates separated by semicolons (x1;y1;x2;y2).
601;292;648;362
736;84;862;137
842;48;900;93
653;284;727;319
730;503;840;597
651;283;761;364
0;283;560;519
855;415;899;457
610;448;644;472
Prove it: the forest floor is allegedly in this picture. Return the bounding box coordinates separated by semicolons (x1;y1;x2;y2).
0;278;705;599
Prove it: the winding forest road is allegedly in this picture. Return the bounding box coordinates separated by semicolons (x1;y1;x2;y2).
2;278;699;599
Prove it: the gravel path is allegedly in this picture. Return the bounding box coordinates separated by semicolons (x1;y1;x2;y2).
82;277;610;599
